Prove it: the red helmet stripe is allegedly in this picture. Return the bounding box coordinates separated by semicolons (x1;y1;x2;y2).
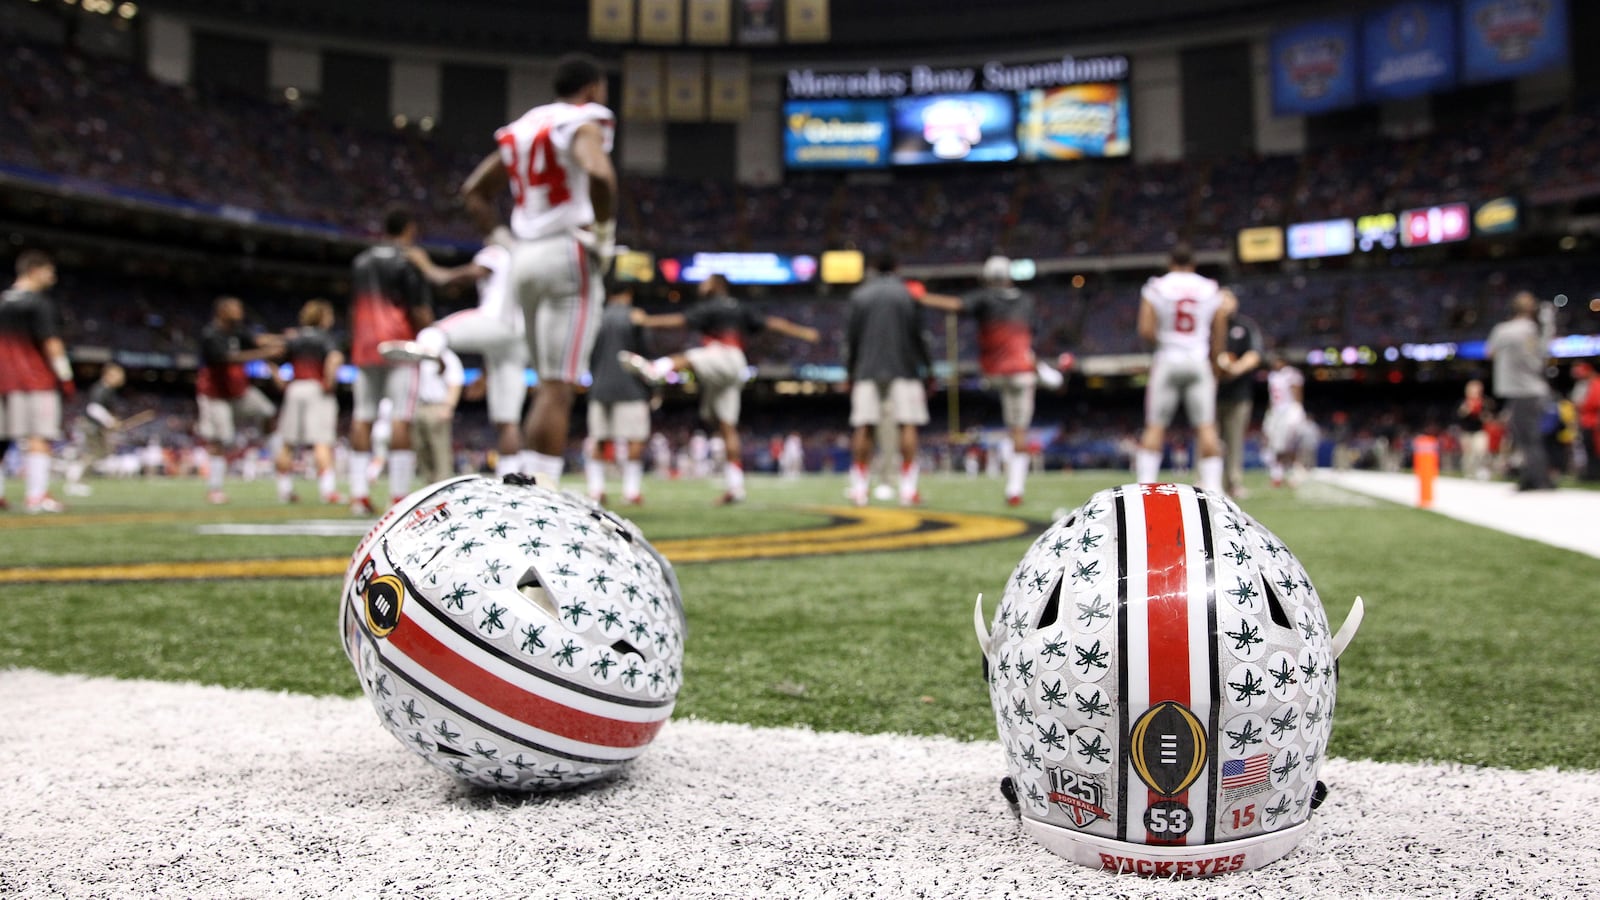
388;618;666;749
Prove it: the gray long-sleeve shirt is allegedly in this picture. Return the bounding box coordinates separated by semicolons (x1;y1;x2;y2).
846;274;929;382
1486;317;1549;400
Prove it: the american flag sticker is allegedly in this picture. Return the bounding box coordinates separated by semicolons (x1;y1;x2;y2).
1221;752;1271;796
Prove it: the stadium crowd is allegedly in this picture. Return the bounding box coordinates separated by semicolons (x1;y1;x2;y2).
6;36;1600;262
4;34;1598;511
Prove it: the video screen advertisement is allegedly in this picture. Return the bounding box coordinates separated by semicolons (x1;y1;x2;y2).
1017;83;1130;161
782;53;1131;171
889;92;1017;166
783;99;891;170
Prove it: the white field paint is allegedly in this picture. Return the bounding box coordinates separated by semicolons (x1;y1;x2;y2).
4;669;1596;900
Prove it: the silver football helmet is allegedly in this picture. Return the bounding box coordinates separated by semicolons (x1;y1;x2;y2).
975;483;1362;875
340;475;686;791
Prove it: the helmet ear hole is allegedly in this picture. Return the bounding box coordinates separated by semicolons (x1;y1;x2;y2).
1263;577;1291;629
517;569;559;619
1036;578;1063;629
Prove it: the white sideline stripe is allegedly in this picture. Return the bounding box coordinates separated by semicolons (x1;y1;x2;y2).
4;669;1596;899
403;594;673;724
1315;470;1600;560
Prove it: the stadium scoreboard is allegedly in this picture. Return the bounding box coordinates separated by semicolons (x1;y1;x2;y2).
783;53;1131;170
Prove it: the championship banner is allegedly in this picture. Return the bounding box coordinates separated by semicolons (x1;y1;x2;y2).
736;0;780;45
623;52;665;122
589;0;635;43
1362;1;1456;101
687;0;732;44
708;53;750;121
1461;0;1569;84
639;0;684;44
1270;17;1360;116
665;53;707;121
786;0;829;43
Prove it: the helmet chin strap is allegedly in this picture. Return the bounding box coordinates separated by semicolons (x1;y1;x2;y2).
972;594;992;660
1331;596;1365;658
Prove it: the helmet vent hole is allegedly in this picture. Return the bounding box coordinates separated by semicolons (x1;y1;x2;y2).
1036;579;1063;629
1263;578;1291;629
611;639;641;658
516;569;559;619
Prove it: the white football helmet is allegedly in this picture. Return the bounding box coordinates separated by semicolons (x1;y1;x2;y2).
340;474;686;791
974;483;1362;875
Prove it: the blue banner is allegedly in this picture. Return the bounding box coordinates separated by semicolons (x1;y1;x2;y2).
1271;18;1360;115
1363;2;1457;101
1460;0;1568;83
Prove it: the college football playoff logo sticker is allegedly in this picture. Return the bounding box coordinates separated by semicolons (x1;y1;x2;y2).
364;574;405;638
1129;700;1207;796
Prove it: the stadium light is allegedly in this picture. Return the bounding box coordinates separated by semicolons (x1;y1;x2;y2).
119;2;137;18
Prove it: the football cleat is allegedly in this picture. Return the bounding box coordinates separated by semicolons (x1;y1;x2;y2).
26;495;64;514
205;490;227;505
350;496;376;516
1006;494;1024;507
340;474;686;792
975;483;1363;876
378;340;439;364
617;351;664;386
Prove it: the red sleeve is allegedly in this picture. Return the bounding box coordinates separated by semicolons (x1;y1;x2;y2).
904;280;925;300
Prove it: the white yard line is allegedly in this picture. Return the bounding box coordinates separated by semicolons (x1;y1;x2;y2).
1315;470;1599;560
3;669;1596;899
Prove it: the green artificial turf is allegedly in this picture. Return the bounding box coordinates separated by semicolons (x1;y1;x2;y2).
3;471;1597;770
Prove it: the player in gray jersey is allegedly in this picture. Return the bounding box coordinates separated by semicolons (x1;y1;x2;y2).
584;285;653;505
273;299;344;504
621;273;818;504
845;254;934;507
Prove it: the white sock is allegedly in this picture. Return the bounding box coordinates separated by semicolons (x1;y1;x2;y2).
208;454;227;491
1006;453;1029;499
388;449;416;500
0;461;7;499
349;451;371;500
277;473;294;500
25;451;51;501
417;325;446;356
66;461;85;486
1135;448;1162;484
899;461;919;501
1198;456;1224;495
622;460;643;500
849;462;870;498
725;462;745;498
518;451;541;475
318;468;337;499
526;451;564;481
584;456;606;498
494;454;519;477
1268;460;1285;484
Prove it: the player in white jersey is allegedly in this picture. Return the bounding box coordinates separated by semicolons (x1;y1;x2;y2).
462;54;617;483
384;234;529;477
1262;354;1307;487
1135;243;1233;493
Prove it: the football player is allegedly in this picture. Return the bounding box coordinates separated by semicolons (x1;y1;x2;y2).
461;53;617;484
1135;242;1231;494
